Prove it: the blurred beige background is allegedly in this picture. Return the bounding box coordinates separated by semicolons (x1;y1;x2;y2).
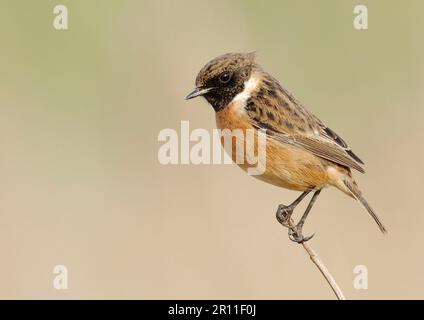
0;0;423;299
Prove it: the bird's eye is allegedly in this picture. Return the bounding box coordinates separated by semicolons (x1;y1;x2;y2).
219;72;232;84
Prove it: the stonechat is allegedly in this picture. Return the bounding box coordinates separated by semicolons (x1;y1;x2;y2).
186;53;386;242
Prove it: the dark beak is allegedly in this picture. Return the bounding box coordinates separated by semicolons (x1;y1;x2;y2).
185;87;212;100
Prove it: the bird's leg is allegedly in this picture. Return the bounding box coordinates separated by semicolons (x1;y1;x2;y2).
276;190;310;228
288;189;321;243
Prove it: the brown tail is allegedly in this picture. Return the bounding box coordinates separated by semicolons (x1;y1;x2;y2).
344;180;387;234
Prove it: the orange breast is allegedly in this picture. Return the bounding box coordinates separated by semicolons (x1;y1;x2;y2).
215;101;330;191
215;101;252;131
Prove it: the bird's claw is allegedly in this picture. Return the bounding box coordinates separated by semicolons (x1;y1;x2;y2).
288;228;315;243
276;203;315;243
276;204;294;227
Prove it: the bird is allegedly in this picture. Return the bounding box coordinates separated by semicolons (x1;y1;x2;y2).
186;52;386;242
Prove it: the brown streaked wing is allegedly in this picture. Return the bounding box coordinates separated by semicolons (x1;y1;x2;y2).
246;98;365;173
318;124;364;165
290;134;365;173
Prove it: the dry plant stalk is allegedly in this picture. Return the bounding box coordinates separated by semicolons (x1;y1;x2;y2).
286;218;346;300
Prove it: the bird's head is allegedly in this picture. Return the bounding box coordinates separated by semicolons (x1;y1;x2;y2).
186;52;257;112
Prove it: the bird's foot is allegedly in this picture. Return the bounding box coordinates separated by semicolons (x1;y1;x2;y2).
276;203;315;243
275;204;294;228
288;225;315;243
